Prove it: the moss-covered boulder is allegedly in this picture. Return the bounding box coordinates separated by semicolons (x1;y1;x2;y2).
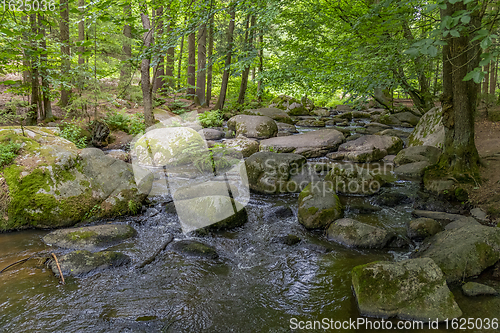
276;122;298;136
416;224;500;283
352;258;462;321
298;182;343;229
0;127;148;231
393;111;421;126
295;119;325;127
327;218;392;249
198;128;225;141
244;108;294;125
394;145;442;166
173;181;240;201
324;164;395;195
462;282;498;296
259;129;345;158
227;115;278;139
408;107;444;148
49;250;130;276
286;102;310;116
171;240;219;259
406;218;442;240
43;224;136;250
328;135;403;162
269;94;300;110
394;161;431;179
222;135;259;158
244;152;319;194
132;127;207;166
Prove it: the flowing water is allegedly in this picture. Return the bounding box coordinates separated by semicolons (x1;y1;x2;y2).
1;183;499;332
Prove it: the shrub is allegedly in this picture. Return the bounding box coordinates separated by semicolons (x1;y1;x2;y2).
197;110;223;128
128;113;146;136
60;121;87;149
102;110;146;136
103;109;130;132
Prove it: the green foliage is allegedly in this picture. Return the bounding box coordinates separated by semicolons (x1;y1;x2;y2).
0;142;21;168
128;200;141;215
197;110;223;128
104;110;130;132
102;110;145;136
60;121;87;149
128;113;146;136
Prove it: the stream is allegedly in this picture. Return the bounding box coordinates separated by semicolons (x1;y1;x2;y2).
1;180;499;332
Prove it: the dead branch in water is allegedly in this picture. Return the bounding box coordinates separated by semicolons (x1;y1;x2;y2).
51;253;65;285
136;234;174;269
0;256;33;273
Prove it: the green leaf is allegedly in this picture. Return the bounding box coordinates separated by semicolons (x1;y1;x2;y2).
428;45;438;57
481;37;492;49
450;30;460;37
461;15;471;24
404;48;420;57
463;69;484;83
479;53;493;66
449;0;462;3
0;28;14;37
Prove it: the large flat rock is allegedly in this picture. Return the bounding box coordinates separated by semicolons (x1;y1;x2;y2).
259;129;345;158
416;224;500;283
352;258;462;321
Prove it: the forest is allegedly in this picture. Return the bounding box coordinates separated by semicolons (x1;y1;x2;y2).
1;0;500;331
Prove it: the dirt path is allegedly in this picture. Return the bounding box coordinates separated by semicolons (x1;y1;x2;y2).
469;120;500;222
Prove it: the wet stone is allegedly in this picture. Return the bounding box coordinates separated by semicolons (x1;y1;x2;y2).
171;240;219;259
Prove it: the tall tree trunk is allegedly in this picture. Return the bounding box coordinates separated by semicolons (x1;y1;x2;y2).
22;16;31;87
402;21;434;112
177;17;187;90
257;31;264;102
78;0;85;66
436;2;480;176
195;23;207;106
140;7;155;127
119;3;132;92
27;14;39;126
490;59;497;95
483;62;490;94
165;4;175;89
237;15;255;105
39;13;52;120
214;5;236;110
187;32;196;97
59;0;70;107
153;7;165;93
206;15;214;107
177;34;185;90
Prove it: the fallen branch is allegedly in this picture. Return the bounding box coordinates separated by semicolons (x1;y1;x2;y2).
0;256;33;273
51;253;65;285
136;234;174;269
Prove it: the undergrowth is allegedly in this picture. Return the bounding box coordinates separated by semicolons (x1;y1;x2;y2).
0;142;21;168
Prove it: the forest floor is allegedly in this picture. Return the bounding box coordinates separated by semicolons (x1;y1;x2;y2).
468;112;500;222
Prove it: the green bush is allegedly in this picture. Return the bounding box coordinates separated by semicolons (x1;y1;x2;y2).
0;142;21;168
102;110;146;136
197;110;223;128
103;110;130;132
128;113;146;136
60;121;87;149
